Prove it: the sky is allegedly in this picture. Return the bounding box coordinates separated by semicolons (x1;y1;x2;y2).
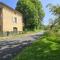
0;0;60;25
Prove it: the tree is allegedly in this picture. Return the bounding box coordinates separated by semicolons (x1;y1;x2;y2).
47;4;60;30
16;0;45;31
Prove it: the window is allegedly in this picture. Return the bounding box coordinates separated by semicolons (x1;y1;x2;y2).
13;17;17;23
0;8;2;18
0;8;2;13
14;17;17;23
0;25;2;31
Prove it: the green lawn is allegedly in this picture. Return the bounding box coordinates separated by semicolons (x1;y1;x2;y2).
12;34;60;60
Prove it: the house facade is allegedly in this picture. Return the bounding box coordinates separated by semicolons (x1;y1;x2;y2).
0;2;23;36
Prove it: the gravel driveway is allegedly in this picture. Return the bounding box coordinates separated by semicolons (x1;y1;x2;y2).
0;32;44;60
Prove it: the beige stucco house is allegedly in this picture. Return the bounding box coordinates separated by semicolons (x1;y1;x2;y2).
0;2;23;36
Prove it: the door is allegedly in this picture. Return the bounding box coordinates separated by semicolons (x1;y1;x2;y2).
13;27;17;33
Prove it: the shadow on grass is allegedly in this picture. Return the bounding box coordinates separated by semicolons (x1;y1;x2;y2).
13;37;60;60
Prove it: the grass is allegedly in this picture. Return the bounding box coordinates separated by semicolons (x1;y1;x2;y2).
12;33;60;60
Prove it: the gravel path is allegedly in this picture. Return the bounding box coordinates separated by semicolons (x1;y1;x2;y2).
0;32;44;60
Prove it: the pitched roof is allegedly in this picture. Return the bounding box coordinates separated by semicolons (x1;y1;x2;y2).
0;2;22;15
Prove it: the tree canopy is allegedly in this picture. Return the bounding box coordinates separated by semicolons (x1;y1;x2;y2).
16;0;45;31
47;4;60;30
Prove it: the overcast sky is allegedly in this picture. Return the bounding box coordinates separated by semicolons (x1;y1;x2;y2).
0;0;60;25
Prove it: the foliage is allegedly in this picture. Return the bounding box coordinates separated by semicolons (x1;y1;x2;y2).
12;31;60;60
47;4;60;30
12;3;60;60
16;0;45;30
47;4;60;15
